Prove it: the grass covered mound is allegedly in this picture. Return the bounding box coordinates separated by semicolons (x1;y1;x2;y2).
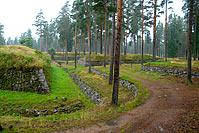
0;45;50;69
54;52;160;62
144;58;199;72
0;62;150;132
0;66;92;132
85;54;160;62
55;52;85;58
0;45;51;92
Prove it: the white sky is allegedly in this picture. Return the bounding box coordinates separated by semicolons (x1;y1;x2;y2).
0;0;184;40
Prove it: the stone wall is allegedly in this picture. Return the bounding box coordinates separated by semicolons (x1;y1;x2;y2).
141;65;199;79
54;56;81;61
0;68;50;94
66;70;103;104
78;57;152;67
22;101;83;117
91;69;138;97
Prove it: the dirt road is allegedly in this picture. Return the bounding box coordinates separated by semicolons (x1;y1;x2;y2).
63;71;199;133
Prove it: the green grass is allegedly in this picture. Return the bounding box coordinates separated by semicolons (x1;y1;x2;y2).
0;63;150;132
0;66;90;115
144;59;199;71
0;45;50;69
54;52;85;58
0;66;94;132
65;66;135;104
65;63;150;111
84;54;160;62
95;64;169;86
55;52;161;62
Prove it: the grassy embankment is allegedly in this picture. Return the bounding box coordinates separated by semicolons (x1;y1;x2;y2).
145;58;199;71
0;46;150;132
0;45;51;86
0;63;149;132
55;52;161;62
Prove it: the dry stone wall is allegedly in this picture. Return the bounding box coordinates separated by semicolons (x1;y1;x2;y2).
22;101;83;117
0;68;50;94
66;70;104;104
141;65;199;79
91;69;138;97
78;57;152;67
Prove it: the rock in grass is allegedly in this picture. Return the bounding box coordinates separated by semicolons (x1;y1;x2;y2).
61;97;67;101
0;125;4;131
54;96;58;99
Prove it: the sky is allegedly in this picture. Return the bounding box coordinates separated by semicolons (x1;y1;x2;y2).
0;0;184;40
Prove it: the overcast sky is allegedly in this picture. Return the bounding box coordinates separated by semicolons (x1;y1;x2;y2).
0;0;184;40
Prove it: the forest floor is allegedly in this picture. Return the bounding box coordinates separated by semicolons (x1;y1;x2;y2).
63;66;199;133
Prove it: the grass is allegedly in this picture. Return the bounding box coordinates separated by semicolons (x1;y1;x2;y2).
0;66;94;132
54;52;85;59
0;66;91;113
85;54;161;62
55;52;161;62
65;66;135;104
0;62;150;132
0;45;50;69
144;59;199;71
94;64;170;86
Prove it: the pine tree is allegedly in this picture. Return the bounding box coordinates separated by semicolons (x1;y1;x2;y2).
112;0;123;105
33;9;47;52
187;0;193;84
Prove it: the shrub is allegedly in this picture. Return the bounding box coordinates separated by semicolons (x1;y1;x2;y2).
48;48;56;59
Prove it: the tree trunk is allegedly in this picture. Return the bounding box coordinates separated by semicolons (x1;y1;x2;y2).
56;36;58;52
82;33;85;55
121;33;123;54
159;41;160;57
65;25;68;64
75;15;77;69
137;35;139;54
186;23;189;60
141;0;144;65
187;0;193;84
112;0;123;106
65;39;68;64
40;23;42;52
139;36;141;54
124;32;126;55
165;0;168;62
87;0;91;73
152;0;157;62
104;0;107;68
79;38;81;57
100;23;103;54
107;22;110;54
109;0;116;85
46;36;48;52
134;35;136;54
63;42;65;60
95;23;98;54
125;32;128;55
194;1;197;60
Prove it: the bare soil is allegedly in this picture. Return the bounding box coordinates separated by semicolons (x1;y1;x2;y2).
61;71;199;133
